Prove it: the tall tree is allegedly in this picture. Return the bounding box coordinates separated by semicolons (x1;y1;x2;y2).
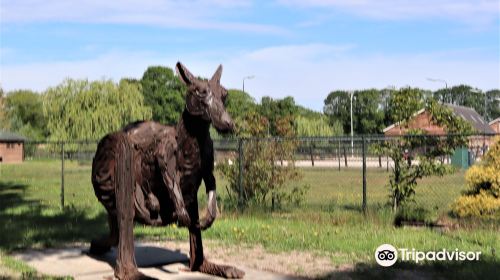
4;89;47;140
486;89;500;121
353;89;385;134
141;66;185;125
323;90;350;134
374;100;472;211
44;79;152;141
225;89;256;122
295;115;342;137
259;96;298;136
0;87;8;130
433;85;485;117
324;89;387;134
386;87;424;125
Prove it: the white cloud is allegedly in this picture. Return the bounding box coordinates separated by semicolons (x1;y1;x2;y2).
278;0;500;25
221;44;500;110
1;44;499;111
0;0;286;34
0;51;160;91
245;43;356;61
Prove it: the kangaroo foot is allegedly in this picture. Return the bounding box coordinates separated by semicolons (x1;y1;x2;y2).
197;259;245;279
115;265;158;280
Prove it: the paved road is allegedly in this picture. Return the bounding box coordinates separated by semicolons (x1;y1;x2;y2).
14;243;301;280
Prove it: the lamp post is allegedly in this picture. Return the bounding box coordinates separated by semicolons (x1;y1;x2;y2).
242;75;255;93
427;77;448;103
349;90;355;157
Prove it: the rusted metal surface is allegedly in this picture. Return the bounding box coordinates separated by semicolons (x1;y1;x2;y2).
90;62;244;279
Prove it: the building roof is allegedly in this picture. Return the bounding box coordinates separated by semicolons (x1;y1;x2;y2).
489;117;500;125
382;109;425;133
0;131;27;142
382;104;495;134
445;104;495;134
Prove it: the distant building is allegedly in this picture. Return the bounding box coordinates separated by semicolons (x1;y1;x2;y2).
0;131;26;163
383;104;495;160
490;117;500;134
383;104;495;136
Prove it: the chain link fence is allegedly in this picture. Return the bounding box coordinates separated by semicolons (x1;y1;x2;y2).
7;133;497;215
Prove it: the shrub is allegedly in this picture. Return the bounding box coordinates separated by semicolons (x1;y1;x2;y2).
464;165;499;198
217;112;308;210
451;191;500;218
451;136;500;218
373;99;471;211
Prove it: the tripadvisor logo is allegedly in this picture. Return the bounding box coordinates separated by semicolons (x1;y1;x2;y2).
375;244;482;267
375;244;398;267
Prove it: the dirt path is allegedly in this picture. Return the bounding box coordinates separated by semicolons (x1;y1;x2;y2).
11;240;349;280
11;240;439;279
154;240;351;279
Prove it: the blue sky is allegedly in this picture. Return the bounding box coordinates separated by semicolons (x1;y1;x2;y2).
1;0;499;111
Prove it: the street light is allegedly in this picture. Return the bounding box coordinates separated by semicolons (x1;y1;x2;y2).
349;90;355;157
242;75;255;93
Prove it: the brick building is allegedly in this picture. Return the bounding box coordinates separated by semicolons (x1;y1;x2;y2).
383;104;495;159
383;104;495;136
0;131;26;163
490;117;500;134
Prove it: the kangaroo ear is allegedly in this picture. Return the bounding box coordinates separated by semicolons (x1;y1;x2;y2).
176;62;196;85
210;64;223;84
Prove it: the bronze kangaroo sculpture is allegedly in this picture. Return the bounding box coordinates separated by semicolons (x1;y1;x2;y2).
90;62;244;279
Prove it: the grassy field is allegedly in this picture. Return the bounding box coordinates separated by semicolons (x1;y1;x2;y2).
0;160;499;279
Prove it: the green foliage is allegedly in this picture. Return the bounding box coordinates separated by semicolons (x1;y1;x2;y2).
451;190;500;218
324;89;390;134
141;66;185;125
386;87;424;125
4;89;48;140
427;100;473;134
374;96;470;210
323;90;350;133
225;89;257;121
217;111;308;210
295;106;320;118
295;115;342;137
432;86;500;121
353;89;386;134
0;87;8;130
433;85;484;117
43;78;152;142
259;96;298;136
485;89;500;121
451;137;500;218
373;134;457;211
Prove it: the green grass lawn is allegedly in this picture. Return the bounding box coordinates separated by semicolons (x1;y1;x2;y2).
0;160;499;279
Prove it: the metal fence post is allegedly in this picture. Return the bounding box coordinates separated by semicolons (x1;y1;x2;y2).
343;145;348;167
362;136;367;214
61;142;65;209
337;138;341;171
386;155;389;172
238;138;244;209
309;142;315;167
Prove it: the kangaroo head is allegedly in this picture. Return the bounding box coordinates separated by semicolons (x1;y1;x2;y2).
176;62;234;134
